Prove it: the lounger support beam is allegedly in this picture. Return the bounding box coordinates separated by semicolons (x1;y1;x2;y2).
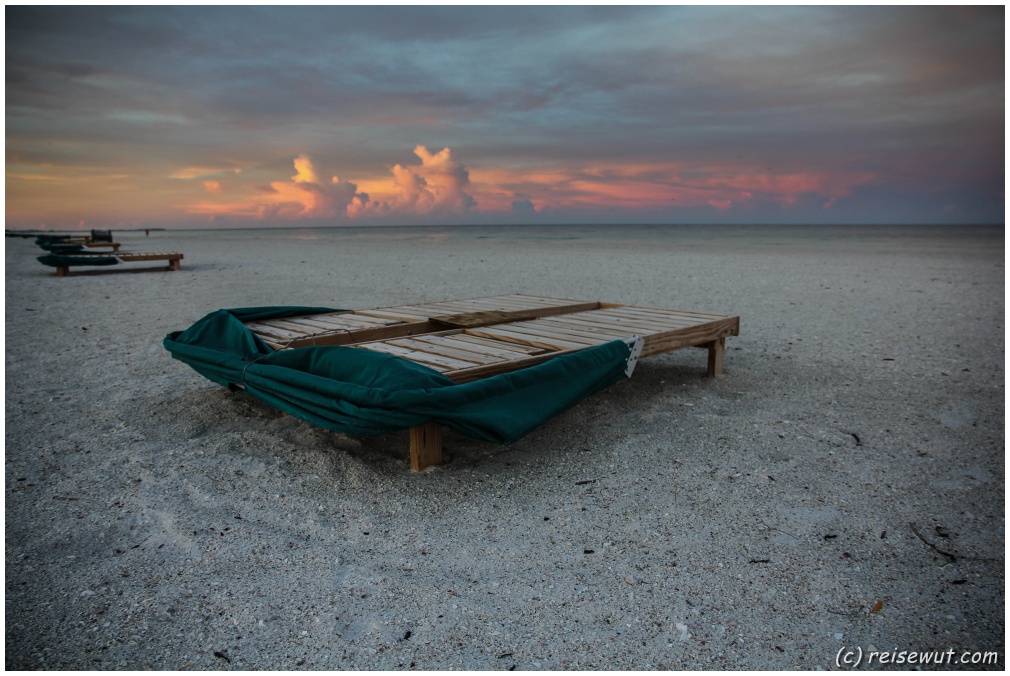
409;423;443;471
706;336;726;377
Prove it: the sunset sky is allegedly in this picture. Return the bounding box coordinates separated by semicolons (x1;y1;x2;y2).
6;6;1004;230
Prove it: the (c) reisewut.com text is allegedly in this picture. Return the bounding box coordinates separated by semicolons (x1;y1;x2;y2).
836;646;1000;668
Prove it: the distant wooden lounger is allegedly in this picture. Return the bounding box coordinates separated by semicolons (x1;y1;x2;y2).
243;294;740;470
41;251;183;277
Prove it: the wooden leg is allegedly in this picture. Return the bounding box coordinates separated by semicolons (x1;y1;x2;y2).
706;337;725;376
169;259;181;271
56;266;68;277
409;423;443;471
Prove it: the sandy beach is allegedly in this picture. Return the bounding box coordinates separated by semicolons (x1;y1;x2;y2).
5;224;1004;670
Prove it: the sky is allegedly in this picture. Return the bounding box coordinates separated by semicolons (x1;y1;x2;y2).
5;5;1005;229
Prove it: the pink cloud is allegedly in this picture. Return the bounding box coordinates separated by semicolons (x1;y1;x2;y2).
390;146;476;215
266;156;377;219
185;155;377;220
184;148;876;223
470;161;875;215
186;149;481;221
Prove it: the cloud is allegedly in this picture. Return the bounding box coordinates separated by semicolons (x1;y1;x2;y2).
185;155;380;221
473;161;876;216
265;155;378;219
189;148;477;222
176;145;885;226
389;146;477;216
292;155;321;185
170;166;243;180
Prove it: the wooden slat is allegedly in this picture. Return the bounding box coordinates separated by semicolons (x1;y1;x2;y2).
340;313;403;326
358;342;475;371
527;318;635;341
446;334;548;355
426;301;522;314
311;313;402;329
538;313;673;336
467;325;594;351
432;295;540;311
268;317;345;332
548;314;677;335
407;335;524;360
608;305;731;322
273;319;374;337
117;252;182;262
256;319;321;337
244;323;307;343
480;321;609;346
262;317;370;338
355;308;432;322
279;320;443;349
589;309;702;327
426;299;521;312
384;338;502;365
445;348;584;383
430;310;521;328
590;307;700;328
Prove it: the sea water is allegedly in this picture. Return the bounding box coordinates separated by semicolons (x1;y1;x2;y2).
161;222;1002;257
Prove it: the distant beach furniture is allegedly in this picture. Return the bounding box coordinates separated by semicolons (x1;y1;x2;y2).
34;233;122;252
37;251;183;277
166;295;739;470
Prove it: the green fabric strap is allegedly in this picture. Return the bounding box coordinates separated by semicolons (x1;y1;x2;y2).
164;306;634;444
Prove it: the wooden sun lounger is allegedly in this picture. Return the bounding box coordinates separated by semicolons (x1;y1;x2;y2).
51;251;183;277
243;294;740;470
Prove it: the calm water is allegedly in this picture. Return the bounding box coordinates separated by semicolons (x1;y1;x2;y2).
164;223;1003;256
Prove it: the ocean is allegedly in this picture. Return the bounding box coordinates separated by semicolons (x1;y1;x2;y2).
159;222;1003;256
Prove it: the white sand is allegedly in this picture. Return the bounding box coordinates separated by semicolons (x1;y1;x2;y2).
5;225;1004;669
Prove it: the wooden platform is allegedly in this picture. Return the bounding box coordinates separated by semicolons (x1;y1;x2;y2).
244;295;739;470
53;252;183;277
